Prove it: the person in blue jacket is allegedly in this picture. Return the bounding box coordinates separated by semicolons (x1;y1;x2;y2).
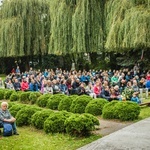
131;93;141;104
29;79;39;91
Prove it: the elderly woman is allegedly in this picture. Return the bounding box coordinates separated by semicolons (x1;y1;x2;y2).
0;102;19;135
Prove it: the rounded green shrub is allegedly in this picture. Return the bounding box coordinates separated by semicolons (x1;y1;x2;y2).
8;102;16;109
46;94;68;110
102;101;119;119
16;106;41;126
70;95;92;114
31;109;54;129
65;113;99;136
9;104;26;117
85;98;108;116
36;94;52;107
19;91;32;104
0;89;5;100
44;111;71;133
83;113;100;126
115;101;141;121
10;92;19;101
29;92;38;104
4;90;15;100
58;95;78;111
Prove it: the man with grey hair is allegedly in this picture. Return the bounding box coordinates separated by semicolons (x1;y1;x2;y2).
0;102;19;135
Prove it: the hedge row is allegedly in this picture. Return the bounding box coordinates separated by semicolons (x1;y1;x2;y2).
102;101;141;121
8;102;99;136
0;89;141;121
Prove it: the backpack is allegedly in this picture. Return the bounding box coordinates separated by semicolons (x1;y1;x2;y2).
3;123;13;136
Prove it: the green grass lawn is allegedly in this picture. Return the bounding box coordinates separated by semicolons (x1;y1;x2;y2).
0;127;100;150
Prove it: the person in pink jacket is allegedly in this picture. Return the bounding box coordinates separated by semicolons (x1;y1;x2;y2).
21;76;29;91
93;80;102;98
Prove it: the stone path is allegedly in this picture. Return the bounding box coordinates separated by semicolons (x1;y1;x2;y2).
78;117;150;150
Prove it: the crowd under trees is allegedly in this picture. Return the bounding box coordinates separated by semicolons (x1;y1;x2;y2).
0;0;150;73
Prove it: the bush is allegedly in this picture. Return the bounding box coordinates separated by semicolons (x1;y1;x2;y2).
58;95;78;111
29;93;38;104
102;101;119;119
4;90;15;100
70;95;92;114
0;89;5;100
10;92;19;101
8;102;16;109
115;101;141;121
9;104;26;117
44;111;72;133
85;98;108;116
46;94;68;110
16;106;41;126
31;109;54;129
36;94;52;107
19;91;32;104
65;113;99;136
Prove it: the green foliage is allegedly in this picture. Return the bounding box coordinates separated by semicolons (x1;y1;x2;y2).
36;94;52;107
31;109;54;129
0;89;5;100
85;99;108;116
102;101;119;119
65;113;99;137
70;95;92;114
46;94;68;110
115;101;141;121
9;104;26;117
19;91;32;104
7;102;16;109
16;106;41;126
4;90;15;99
44;111;71;133
29;92;38;104
10;92;19;101
58;95;78;111
102;101;141;121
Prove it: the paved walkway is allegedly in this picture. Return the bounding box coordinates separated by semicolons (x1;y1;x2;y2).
78;117;150;150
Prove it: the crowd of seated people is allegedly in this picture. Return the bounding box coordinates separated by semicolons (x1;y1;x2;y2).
0;66;150;104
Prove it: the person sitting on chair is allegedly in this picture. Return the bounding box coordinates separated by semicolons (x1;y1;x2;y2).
0;102;19;135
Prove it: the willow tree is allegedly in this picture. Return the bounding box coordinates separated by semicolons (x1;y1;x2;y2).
0;0;50;57
105;0;150;51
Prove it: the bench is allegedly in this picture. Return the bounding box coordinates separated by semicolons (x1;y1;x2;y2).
139;102;150;107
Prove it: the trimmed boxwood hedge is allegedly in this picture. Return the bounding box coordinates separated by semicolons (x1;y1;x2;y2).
29;92;38;104
31;109;54;129
44;111;72;133
58;95;78;111
20;91;34;104
102;101;119;119
115;101;141;121
16;106;42;126
65;113;100;136
10;92;19;101
4;90;15;100
0;89;5;100
85;98;108;116
9;104;27;117
46;94;68;110
36;94;52;107
70;95;92;114
102;101;141;121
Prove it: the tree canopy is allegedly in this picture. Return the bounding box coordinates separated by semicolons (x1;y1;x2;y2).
0;0;149;57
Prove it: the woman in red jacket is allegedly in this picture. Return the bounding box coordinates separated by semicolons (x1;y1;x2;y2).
93;80;102;98
21;76;29;91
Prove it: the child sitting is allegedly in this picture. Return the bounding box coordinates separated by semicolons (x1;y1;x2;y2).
131;92;141;104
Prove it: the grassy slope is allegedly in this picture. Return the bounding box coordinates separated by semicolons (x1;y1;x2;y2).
0;127;100;150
